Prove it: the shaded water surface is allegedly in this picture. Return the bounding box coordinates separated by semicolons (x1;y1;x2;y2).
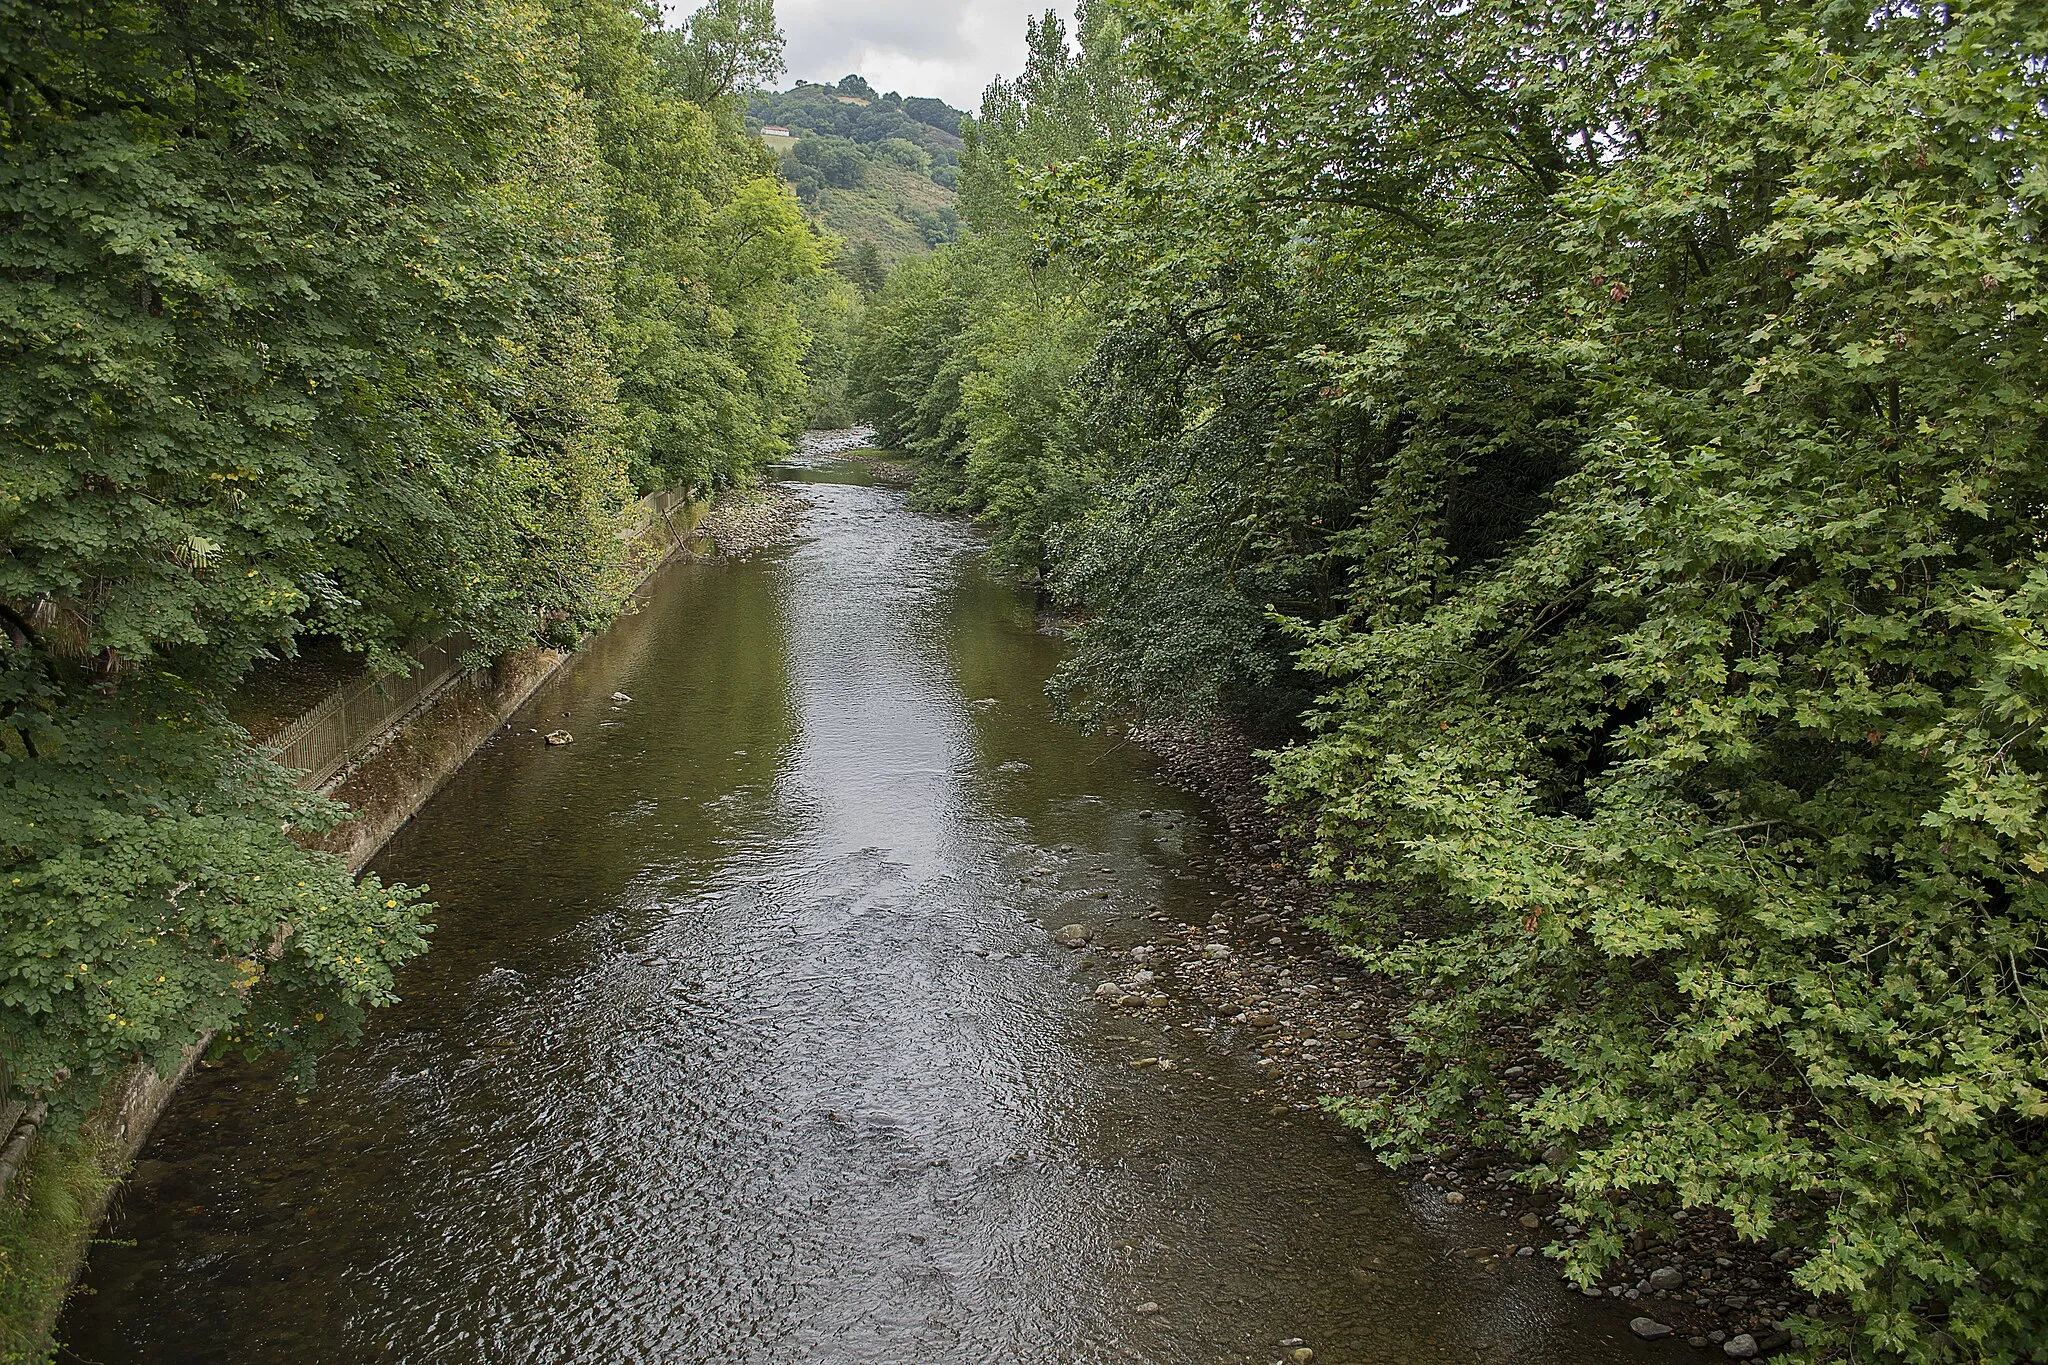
63;462;1662;1364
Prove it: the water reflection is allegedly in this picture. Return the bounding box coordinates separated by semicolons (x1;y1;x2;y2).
62;469;1661;1365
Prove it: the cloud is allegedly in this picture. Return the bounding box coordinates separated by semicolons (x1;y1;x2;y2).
665;0;1076;110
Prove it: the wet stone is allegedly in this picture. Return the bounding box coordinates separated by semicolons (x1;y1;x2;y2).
1631;1318;1675;1341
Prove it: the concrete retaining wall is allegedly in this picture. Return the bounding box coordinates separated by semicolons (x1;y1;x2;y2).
10;496;709;1356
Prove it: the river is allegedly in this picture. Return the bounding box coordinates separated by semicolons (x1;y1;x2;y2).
60;455;1664;1364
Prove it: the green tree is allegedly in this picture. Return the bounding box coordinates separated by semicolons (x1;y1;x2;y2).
0;0;612;1122
653;0;784;105
842;239;887;294
855;1;2048;1357
1;0;820;1155
792;133;866;189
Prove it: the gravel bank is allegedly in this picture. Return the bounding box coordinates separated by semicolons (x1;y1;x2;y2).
694;483;809;558
1101;719;1827;1357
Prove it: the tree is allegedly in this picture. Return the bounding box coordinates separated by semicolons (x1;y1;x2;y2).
791;134;866;189
653;0;783;106
855;1;2048;1357
1;0;819;1151
841;239;887;295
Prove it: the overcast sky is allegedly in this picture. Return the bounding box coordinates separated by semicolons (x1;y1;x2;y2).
667;1;1075;110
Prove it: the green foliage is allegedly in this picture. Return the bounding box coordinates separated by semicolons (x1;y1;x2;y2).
0;1121;118;1365
901;96;963;138
870;136;931;175
651;0;783;105
750;77;966;269
779;147;961;266
791;133;868;191
841;240;887;295
746;80;965;162
0;0;818;1159
1;653;430;1122
796;272;862;428
855;0;2048;1357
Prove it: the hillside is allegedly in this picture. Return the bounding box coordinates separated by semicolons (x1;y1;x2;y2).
798;159;961;267
748;76;966;270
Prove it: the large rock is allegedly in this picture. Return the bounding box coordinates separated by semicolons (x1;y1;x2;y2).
1649;1265;1686;1291
1722;1333;1760;1359
1054;923;1094;948
1629;1319;1675;1341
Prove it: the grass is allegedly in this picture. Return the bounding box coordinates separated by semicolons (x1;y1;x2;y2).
0;1124;122;1365
796;160;959;266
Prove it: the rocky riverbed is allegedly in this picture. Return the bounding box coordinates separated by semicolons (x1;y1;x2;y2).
694;482;810;557
795;425;881;457
1084;720;1828;1359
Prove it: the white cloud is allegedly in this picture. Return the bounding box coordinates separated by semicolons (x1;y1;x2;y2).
665;0;1076;110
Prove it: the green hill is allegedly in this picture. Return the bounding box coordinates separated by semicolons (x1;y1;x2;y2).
748;76;966;271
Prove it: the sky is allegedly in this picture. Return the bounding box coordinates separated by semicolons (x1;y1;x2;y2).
668;1;1075;111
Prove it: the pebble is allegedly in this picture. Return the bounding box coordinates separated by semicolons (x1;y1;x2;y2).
1105;722;1819;1349
1721;1333;1759;1359
1630;1318;1675;1341
1094;981;1125;1000
544;730;573;746
1134;1302;1161;1315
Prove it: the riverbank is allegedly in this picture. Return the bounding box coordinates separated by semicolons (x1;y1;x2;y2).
1108;721;1822;1358
60;454;1662;1364
0;482;780;1364
692;482;810;557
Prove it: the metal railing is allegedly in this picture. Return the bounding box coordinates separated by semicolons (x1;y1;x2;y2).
265;633;478;791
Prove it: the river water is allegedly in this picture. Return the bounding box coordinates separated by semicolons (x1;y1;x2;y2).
61;459;1661;1364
